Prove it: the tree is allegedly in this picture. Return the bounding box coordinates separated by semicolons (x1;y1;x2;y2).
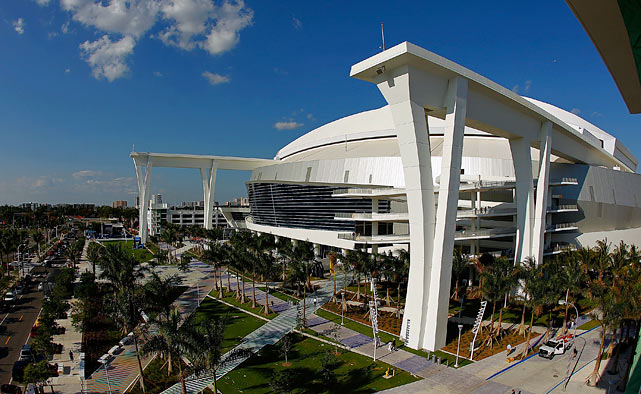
86;241;102;279
63;241;82;270
23;360;55;394
480;256;516;340
142;308;199;394
555;251;586;334
145;271;182;321
515;258;552;358
280;333;293;364
31;230;44;261
106;289;147;392
178;254;191;272
259;251;278;315
98;244;147;292
269;370;295;394
194;317;252;394
450;247;470;301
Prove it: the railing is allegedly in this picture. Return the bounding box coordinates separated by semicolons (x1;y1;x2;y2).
332;187;405;196
334;212;409;220
548;177;578;184
337;233;410;241
546;243;578;253
546;222;578;231
454;227;516;238
460;207;516;216
548;204;578;211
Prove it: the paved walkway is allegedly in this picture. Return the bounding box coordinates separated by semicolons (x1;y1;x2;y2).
159;275;341;394
305;313;533;394
83;260;216;394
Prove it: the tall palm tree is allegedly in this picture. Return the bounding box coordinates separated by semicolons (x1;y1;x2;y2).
290;240;315;324
31;231;44;261
481;256;517;337
450;247;470;301
556;251;586;334
258;251;278;315
194;317;252;394
86;241;101;279
516;257;550;358
142;308;199;394
145;271;182;320
63;243;82;270
106;289;148;393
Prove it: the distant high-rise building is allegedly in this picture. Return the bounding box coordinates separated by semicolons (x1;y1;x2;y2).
151;194;163;206
135;196;140;209
113;200;128;208
21;202;39;211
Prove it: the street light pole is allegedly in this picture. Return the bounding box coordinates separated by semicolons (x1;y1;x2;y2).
455;324;463;367
341;290;345;326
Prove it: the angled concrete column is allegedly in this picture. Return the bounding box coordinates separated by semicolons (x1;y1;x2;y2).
377;70;436;350
531;122;551;265
509;138;534;264
424;77;467;350
133;155;152;243
371;198;379;254
200;160;218;230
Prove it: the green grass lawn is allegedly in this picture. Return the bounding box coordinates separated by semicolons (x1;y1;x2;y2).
209;289;279;319
216;334;419;393
578;320;600;330
256;287;299;303
193;296;267;352
103;240;153;263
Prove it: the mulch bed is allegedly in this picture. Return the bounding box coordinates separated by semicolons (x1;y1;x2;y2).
323;299;403;335
441;325;530;361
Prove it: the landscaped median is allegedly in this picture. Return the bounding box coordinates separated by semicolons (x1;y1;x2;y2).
216;333;420;393
101;240;154;263
129;296;267;394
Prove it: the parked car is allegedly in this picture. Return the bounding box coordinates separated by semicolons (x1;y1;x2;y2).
3;292;15;303
11;360;27;381
1;383;22;394
19;345;32;362
14;286;23;296
539;334;573;359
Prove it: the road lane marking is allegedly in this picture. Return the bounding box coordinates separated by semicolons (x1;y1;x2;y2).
5;337;10;345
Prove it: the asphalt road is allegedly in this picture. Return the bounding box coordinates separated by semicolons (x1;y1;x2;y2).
0;271;47;385
491;329;602;393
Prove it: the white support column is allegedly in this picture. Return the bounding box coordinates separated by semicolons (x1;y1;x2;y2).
201;160;218;230
424;77;467;350
509;138;534;264
377;70;436;351
133;156;152;243
531;122;551;265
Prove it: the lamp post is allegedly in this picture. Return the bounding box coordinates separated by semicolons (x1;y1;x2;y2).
341;290;345;326
558;299;579;338
455;324;463;367
98;359;113;394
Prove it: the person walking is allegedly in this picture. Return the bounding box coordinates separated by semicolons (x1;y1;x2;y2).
69;350;74;361
313;297;317;307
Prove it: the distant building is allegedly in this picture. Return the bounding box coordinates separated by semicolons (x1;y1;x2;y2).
135;196;140;209
146;204;248;236
112;200;128;208
21;202;39;211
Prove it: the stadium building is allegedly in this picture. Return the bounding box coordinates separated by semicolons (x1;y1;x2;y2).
132;42;641;351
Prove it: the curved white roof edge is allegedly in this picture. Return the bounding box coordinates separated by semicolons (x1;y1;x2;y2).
276;98;636;170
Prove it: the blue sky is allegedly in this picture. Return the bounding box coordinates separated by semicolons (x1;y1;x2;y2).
0;1;638;206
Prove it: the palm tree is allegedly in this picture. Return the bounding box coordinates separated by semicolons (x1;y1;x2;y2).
98;244;147;292
480;256;516;338
63;243;82;270
31;230;44;261
290;240;315;324
142;308;199;394
258;251;278;315
106;289;147;393
515;257;549;358
145;271;182;320
450;247;470;301
86;241;101;279
193;317;252;394
276;237;293;282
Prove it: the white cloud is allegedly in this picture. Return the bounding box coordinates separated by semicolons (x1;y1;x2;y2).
48;31;58;39
65;68;71;73
61;0;161;38
17;175;64;190
80;35;135;82
202;71;230;85
61;21;70;34
153;71;163;77
306;113;315;121
511;84;519;94
158;0;214;50
35;0;51;5
570;108;581;115
292;16;302;30
591;111;603;117
274;121;303;130
13;18;25;35
524;80;532;93
200;0;253;55
72;170;105;179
